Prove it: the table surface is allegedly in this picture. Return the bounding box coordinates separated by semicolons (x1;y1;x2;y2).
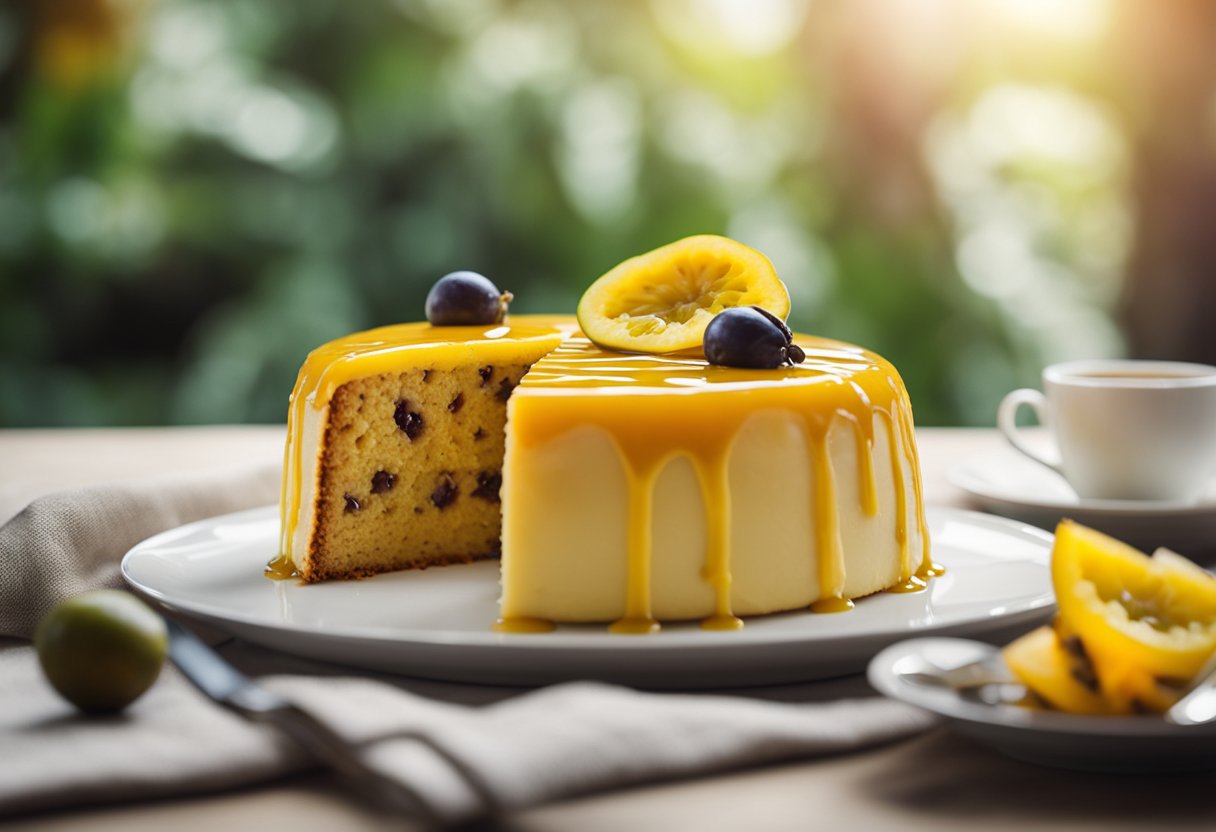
3;426;1212;832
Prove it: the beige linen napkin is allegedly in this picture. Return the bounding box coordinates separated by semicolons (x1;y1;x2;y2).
0;464;280;639
0;467;936;824
1;648;932;823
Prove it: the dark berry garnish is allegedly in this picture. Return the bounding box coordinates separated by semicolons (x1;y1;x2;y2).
703;307;806;369
343;494;362;513
370;471;396;494
425;272;512;326
394;400;424;439
472;471;502;502
750;305;793;341
448;393;464;414
430;474;458;509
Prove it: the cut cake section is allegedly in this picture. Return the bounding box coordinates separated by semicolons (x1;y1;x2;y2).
277;318;571;582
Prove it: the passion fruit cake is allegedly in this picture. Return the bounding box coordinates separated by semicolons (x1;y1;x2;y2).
274;238;936;633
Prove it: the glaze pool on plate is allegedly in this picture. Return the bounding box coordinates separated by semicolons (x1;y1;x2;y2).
122;506;1054;688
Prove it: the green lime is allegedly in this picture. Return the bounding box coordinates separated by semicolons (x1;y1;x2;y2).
35;590;168;714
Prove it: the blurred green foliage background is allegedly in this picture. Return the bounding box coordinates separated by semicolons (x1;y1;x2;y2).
3;0;1215;427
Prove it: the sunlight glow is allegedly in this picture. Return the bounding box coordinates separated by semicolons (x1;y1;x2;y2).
653;0;809;57
558;80;642;223
983;0;1110;40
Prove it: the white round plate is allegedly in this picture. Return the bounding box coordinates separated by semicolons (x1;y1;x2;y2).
949;448;1216;557
868;638;1216;772
122;505;1054;689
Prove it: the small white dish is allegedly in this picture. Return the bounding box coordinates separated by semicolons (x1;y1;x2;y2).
123;505;1054;689
868;637;1216;773
949;447;1216;556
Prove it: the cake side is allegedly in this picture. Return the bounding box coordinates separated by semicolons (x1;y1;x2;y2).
499;334;933;632
500;408;924;622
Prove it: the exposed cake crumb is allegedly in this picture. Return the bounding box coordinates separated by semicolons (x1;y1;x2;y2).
308;355;546;582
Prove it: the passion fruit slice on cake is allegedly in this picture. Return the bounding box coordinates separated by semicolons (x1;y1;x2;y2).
577;235;790;353
1048;520;1216;710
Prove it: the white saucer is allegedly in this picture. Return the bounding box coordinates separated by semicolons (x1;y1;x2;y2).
122;505;1054;689
949;447;1216;557
868;637;1216;772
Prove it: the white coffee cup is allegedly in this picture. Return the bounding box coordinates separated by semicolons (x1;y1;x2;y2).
998;359;1216;502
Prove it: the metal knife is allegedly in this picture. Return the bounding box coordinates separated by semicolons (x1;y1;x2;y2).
165;617;438;819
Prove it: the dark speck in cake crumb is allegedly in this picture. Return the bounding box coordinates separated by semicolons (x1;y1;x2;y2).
343;494;362;513
473;427;486;441
394;400;424;439
448;393;465;414
496;377;516;402
422;369;432;382
479;366;493;386
413;506;423;514
371;470;396;494
472;471;502;503
430;474;458;509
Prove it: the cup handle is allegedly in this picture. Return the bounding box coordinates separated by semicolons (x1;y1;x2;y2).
997;388;1062;473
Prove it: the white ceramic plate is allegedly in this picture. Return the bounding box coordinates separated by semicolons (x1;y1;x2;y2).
868;638;1216;773
949;448;1216;557
122;505;1054;688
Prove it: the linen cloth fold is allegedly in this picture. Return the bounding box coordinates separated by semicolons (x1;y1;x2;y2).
0;465;936;824
0;463;281;639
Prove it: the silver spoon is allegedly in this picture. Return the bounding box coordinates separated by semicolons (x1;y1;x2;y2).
899;647;1028;706
1165;654;1216;725
904;643;1216;722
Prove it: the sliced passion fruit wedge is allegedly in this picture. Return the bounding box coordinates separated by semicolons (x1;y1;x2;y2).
577;235;790;353
1002;624;1119;716
1051;520;1216;699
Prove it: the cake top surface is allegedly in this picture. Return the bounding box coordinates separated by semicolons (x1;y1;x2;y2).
294;316;576;408
508;329;917;482
517;334;898;397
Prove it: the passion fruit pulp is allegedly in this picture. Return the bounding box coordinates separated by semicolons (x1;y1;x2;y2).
1027;520;1216;713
